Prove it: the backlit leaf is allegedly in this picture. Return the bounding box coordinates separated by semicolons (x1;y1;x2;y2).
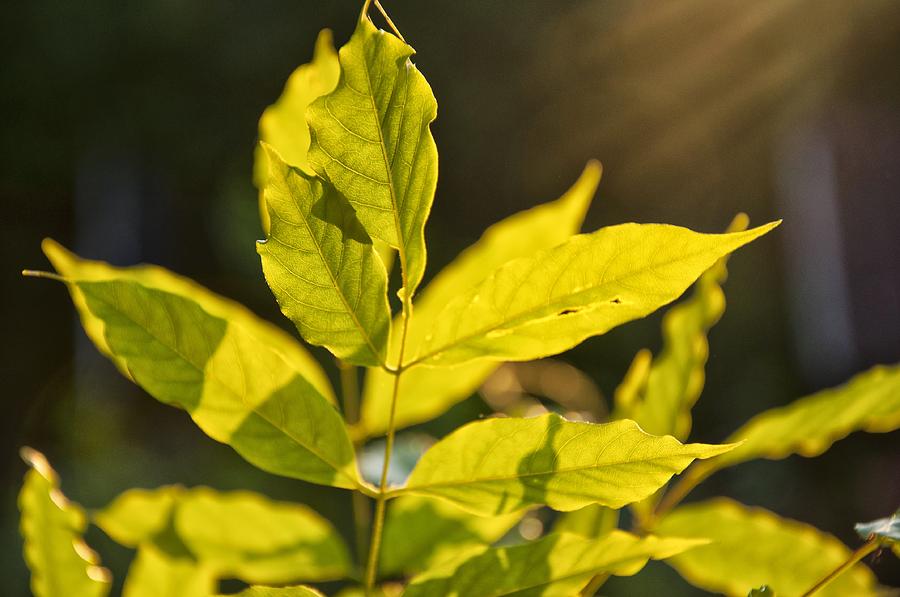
408;222;779;368
397;414;735;515
554;504;619;538
258;146;392;366
122;544;214;597
656;498;877;596
18;448;112;597
42;242;361;490
403;530;706;597
361;162;601;436
307;17;437;297
222;588;325;597
93;486;183;547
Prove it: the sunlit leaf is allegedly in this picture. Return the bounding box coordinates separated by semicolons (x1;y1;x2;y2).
18;448;112;597
403;530;706;597
379;495;521;576
361;162;601;436
41;241;361;490
218;586;325;597
307;17;437;297
397;414;735;515
656;498;877;596
122;544;214;597
93;486;183;547
554;504;619;538
255;29;341;234
408;222;779;368
258;146;391;367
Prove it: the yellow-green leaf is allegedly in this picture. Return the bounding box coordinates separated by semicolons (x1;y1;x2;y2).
307;17;437;297
42;242;360;490
656;498;877;597
123;544;214;597
255;29;340;234
222;588;325;597
93;486;183;547
258;146;391;367
554;504;619;538
361;162;601;436
408;222;779;368
18;448;112;597
379;495;521;576
397;414;735;515
403;530;706;597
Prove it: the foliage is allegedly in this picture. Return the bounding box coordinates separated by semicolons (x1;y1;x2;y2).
18;2;898;596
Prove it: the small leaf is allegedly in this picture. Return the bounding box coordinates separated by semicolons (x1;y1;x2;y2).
255;29;341;233
855;510;900;543
361;162;601;436
403;530;706;597
379;495;521;576
218;586;325;597
554;504;619;538
409;222;779;368
18;448;112;597
397;414;735;515
42;242;361;490
122;544;214;597
258;146;392;367
307;17;438;297
656;498;877;597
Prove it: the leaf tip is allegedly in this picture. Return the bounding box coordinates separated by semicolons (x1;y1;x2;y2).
20;446;57;482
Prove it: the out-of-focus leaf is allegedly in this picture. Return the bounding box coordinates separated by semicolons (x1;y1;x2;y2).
379;495;521;576
93;486;183;547
18;448;112;597
855;510;900;543
397;414;735;515
403;530;706;597
554;504;619;538
220;587;325;597
656;498;877;596
361;162;601;436
408;222;779;368
258;146;391;367
748;587;775;597
255;29;340;234
122;544;214;597
42;242;361;490
308;17;437;297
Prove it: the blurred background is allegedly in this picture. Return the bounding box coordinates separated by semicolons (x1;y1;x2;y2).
2;0;899;594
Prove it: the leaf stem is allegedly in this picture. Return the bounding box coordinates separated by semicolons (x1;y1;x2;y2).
338;360;371;572
799;538;879;597
373;0;406;42
646;462;713;528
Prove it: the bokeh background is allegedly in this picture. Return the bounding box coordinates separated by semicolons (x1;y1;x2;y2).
3;1;899;594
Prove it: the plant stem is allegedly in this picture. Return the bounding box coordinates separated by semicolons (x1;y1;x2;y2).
338;360;371;572
799;538;879;597
646;462;713;528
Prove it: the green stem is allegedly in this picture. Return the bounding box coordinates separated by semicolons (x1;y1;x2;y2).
799;538;879;597
338;360;370;572
579;572;610;596
646;462;713;529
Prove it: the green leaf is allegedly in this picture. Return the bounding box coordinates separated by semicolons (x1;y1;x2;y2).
360;162;601;436
656;498;877;597
403;530;706;597
307;17;437;297
221;588;325;597
379;495;521;576
855;510;900;543
93;486;183;547
258;146;392;367
407;221;779;368
41;241;361;490
554;504;619;538
18;448;112;597
255;29;340;234
748;587;775;597
122;544;214;597
396;414;736;515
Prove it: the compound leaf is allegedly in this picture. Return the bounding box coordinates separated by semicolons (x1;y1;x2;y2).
18;448;112;597
258;146;391;367
409;222;779;368
397;414;735;515
361;162;601;436
656;498;877;597
307;17;437;298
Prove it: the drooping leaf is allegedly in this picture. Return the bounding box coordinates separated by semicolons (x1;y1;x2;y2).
403;530;706;597
855;510;900;543
255;29;341;234
258;146;392;367
407;222;779;368
656;498;877;597
18;448;112;597
41;242;361;490
379;495;521;576
361;162;601;436
554;504;619;538
397;414;736;515
218;586;325;597
122;544;214;597
307;17;437;297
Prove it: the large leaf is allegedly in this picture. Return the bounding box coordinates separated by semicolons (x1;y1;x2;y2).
258;146;392;366
41;242;361;490
395;414;735;515
122;544;214;597
96;486;352;584
255;29;340;234
407;222;779;368
379;495;521;576
18;448;112;597
656;498;877;597
360;162;601;436
307;17;437;297
554;504;619;538
403;530;706;597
